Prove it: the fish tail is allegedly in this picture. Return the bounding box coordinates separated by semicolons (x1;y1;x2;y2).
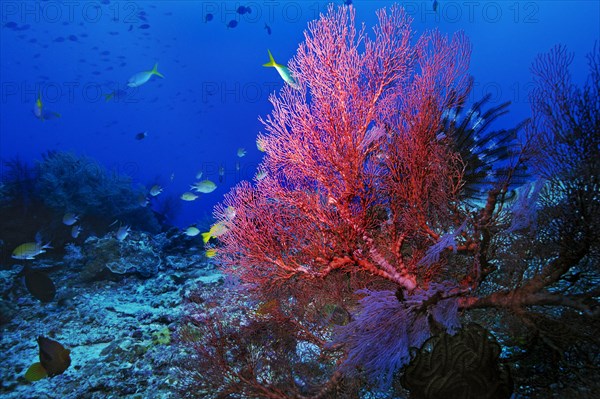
262;49;277;67
151;63;165;78
201;232;211;244
104;93;114;102
25;362;48;382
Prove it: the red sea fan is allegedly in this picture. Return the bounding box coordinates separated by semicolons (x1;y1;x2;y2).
192;9;600;396
206;3;473;395
214;4;472;295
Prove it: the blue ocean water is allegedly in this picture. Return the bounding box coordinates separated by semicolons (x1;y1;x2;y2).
1;0;598;230
1;2;599;398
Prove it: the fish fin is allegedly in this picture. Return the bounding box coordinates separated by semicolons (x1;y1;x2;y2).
25;362;47;382
262;49;277;67
151;63;165;78
201;232;211;244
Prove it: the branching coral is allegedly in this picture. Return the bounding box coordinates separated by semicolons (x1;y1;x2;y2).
33;151;161;231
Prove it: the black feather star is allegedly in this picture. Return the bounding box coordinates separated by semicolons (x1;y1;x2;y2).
439;94;529;201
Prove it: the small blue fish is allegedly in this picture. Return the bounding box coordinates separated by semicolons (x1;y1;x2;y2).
237;6;251;15
264;23;271;35
71;225;82;238
205;13;213;22
116;225;130;241
62;212;79;226
227;20;238;29
135;131;148;140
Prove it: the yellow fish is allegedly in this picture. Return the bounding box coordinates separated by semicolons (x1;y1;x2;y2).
149;185;163;196
201;222;229;244
263;50;299;89
256;137;266;152
127;63;164;88
12;242;52;260
191;180;216;194
184;226;200;237
33;92;61;121
205;248;217;258
180;192;199;201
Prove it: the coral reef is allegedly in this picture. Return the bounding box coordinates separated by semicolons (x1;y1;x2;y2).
77;233;162;281
0;151;167;266
1;5;598;399
34;151;161;232
0;230;217;398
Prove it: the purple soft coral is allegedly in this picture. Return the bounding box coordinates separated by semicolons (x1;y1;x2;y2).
332;284;461;389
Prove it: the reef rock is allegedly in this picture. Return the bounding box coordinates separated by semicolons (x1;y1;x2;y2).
78;232;161;281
